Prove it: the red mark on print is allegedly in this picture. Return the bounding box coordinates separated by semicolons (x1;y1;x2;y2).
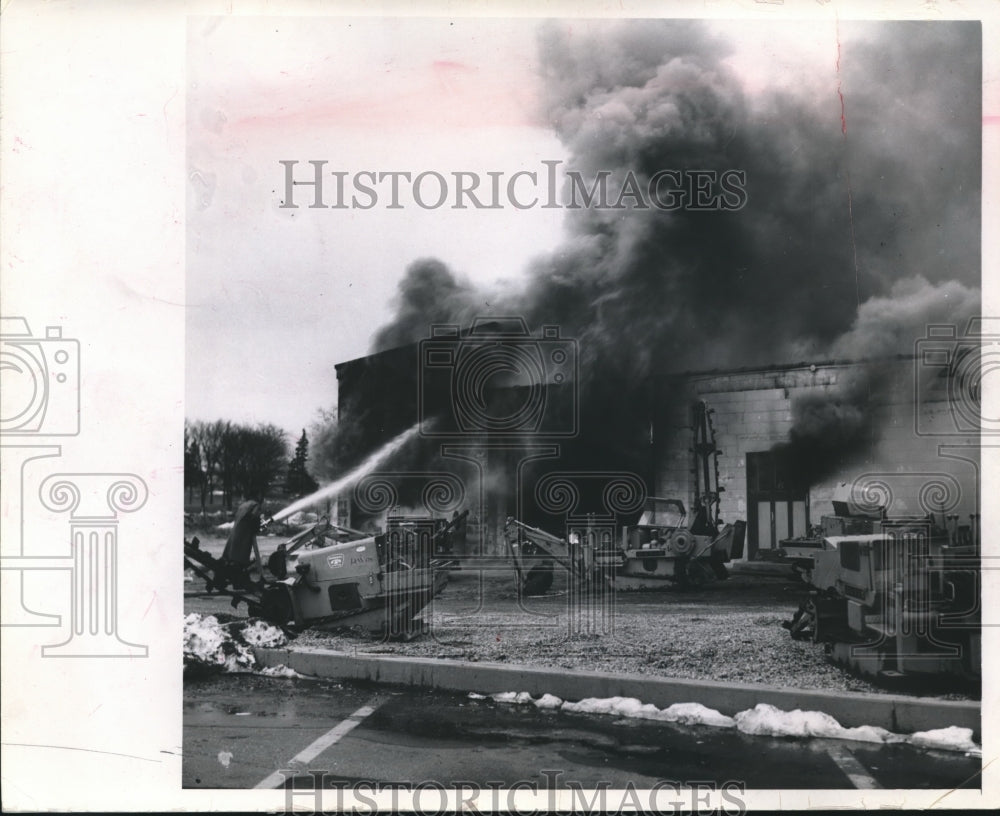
836;21;847;137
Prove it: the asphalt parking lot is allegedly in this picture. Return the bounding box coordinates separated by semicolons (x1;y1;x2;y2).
184;674;982;792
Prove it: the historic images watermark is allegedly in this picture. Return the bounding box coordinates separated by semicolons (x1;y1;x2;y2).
277;772;748;815
418;317;578;438
913;317;1000;437
278;160;748;211
0;314;149;657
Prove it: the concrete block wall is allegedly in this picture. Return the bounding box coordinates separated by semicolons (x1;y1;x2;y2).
654;359;979;557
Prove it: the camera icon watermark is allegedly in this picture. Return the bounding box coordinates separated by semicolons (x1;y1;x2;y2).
1;314;148;658
914;317;1000;436
0;316;80;436
418;317;578;437
834;467;981;676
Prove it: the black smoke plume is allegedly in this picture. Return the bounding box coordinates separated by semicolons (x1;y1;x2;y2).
328;20;981;492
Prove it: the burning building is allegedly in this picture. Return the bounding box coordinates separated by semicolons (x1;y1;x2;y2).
332;326;982;560
654;350;982;559
318;19;981;560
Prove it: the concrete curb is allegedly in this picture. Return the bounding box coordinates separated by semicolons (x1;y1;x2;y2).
254;646;980;739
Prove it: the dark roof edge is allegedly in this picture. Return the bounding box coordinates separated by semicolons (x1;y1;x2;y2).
668;353;919;381
336;346;921;377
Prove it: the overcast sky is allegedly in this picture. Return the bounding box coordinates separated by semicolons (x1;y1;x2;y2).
185;16;981;439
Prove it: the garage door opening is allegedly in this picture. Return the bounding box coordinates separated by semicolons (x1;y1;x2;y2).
746;450;810;560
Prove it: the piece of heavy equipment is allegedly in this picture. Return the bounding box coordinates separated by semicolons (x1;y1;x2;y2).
504;401;745;593
505;498;744;594
184;509;467;639
781;486;980;684
384;510;466;570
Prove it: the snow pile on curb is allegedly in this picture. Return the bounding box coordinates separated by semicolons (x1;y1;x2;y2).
259;664;307;679
184;613;289;674
481;691;734;729
734;703;898;744
491;691;533;704
472;692;980;754
562;696;662;720
660;702;737;728
241;619;289;648
908;725;980;754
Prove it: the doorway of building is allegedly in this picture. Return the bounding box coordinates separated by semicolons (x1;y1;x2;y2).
746;451;810;560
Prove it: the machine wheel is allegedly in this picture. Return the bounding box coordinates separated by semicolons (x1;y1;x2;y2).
807;599;825;643
260;586;295;626
522;562;554;596
784;598;822;642
684;559;714;588
709;555;729;580
785;601;814;641
673;556;691;589
267;548;288;579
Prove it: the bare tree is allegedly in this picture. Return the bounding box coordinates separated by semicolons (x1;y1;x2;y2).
186;419;289;510
232;423;289;502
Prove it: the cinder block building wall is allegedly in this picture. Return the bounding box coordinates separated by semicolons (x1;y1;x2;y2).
654;357;979;560
334;342;979;558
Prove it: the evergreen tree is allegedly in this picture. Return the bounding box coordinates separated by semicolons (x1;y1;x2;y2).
285;429;319;496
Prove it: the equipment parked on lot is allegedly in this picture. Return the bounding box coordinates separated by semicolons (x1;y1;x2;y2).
503;401;745;594
385;511;466;570
782;487;980;683
184;510;467;639
504;498;744;594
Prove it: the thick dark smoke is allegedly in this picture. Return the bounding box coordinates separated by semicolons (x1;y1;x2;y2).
371;259;484;352
830;277;982;362
771;372;872;488
329;20;981;490
372;22;978;368
773;275;981;485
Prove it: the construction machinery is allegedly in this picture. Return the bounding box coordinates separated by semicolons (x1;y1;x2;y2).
385;511;466;570
504;401;745;593
184;510;467;639
763;482;887;580
781;488;980;683
505;498;744;594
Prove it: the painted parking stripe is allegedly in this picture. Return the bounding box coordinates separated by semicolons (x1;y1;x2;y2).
254;698;382;790
825;743;881;789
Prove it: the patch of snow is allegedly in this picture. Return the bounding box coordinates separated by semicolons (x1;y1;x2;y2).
259;664;306;679
466;692;978;755
736;703;851;739
908;726;979;754
241;620;289;648
183;613;288;673
491;691;533;704
734;703;902;745
217;751;233;768
183;613;252;672
731;704;975;751
216;521;234;531
840;724;903;745
562;696;661;720
657;702;736;728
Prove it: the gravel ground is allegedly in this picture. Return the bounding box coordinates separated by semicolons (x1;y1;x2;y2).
185;548;976;700
292;573;896;696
